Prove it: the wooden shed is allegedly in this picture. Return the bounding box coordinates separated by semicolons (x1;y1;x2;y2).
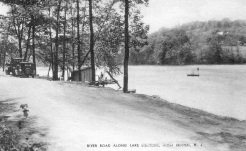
71;67;92;82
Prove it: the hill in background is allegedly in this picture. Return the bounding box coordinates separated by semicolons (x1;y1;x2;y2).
130;18;246;65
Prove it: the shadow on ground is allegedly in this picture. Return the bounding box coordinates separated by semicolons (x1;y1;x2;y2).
0;98;21;117
0;98;49;150
196;131;246;150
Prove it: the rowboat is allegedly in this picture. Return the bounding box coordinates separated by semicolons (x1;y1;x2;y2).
187;68;199;76
187;74;199;76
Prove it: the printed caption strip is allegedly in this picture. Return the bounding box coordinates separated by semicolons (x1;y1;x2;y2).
87;142;203;148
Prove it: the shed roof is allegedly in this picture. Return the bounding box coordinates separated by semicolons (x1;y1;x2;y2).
81;67;91;71
73;67;92;72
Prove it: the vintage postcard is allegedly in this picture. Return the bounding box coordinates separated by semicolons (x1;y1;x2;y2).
0;0;246;151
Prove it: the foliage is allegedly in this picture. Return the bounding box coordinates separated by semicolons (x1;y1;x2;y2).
0;122;47;151
204;34;246;64
134;18;246;65
205;35;224;64
130;29;195;65
0;0;149;80
0;124;18;150
92;0;149;75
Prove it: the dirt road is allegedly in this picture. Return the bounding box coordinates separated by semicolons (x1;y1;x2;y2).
1;71;246;151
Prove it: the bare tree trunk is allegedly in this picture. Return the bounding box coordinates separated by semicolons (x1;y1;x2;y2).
123;0;129;93
47;63;51;77
76;0;81;81
106;71;121;89
71;11;75;72
18;39;22;58
53;0;62;81
3;49;6;72
3;25;10;72
32;18;36;75
12;16;23;58
0;53;1;68
0;45;2;68
67;65;69;81
24;24;32;61
80;2;87;67
89;0;95;82
62;2;67;78
49;7;53;74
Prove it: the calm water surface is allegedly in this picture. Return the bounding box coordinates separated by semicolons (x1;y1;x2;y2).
37;65;246;120
108;65;246;120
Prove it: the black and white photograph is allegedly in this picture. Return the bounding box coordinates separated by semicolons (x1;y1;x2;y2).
0;0;246;150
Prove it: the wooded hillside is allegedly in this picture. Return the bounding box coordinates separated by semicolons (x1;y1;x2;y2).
130;18;246;65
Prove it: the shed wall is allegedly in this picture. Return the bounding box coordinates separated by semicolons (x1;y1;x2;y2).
72;68;92;82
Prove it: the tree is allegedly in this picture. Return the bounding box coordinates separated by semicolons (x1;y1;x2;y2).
48;6;53;74
206;35;224;64
62;1;68;78
0;0;151;83
123;0;129;93
92;0;124;75
153;29;193;65
70;4;75;71
89;0;95;82
32;15;36;72
123;0;149;93
0;17;12;71
24;16;32;61
53;0;62;80
8;6;26;58
76;0;81;81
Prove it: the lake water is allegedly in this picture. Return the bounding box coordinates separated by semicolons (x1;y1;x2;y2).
37;65;246;120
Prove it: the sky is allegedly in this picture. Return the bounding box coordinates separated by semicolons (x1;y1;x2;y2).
0;3;8;16
1;0;246;33
141;0;246;33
